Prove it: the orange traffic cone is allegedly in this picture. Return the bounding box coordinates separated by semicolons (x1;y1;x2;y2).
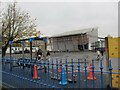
87;63;96;80
58;68;62;73
33;64;39;79
73;74;77;83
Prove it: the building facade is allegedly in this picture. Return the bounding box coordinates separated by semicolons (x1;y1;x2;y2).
47;27;98;51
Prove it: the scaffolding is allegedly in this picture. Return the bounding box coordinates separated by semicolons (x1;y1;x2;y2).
49;33;89;52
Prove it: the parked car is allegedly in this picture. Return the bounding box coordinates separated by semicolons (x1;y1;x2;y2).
14;50;20;54
19;51;22;54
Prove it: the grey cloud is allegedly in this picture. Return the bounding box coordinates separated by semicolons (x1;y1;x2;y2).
18;2;118;37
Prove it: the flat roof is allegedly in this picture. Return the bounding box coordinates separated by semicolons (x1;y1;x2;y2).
50;27;98;38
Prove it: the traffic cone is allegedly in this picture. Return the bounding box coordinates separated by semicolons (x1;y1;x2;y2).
87;63;96;80
59;67;67;85
58;68;62;73
33;64;39;79
73;74;77;83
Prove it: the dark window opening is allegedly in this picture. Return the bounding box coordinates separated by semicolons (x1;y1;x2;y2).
78;45;83;51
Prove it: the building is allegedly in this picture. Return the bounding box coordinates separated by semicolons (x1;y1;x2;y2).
47;27;98;51
91;39;105;52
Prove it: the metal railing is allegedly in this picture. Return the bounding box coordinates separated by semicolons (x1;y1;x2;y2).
1;57;120;89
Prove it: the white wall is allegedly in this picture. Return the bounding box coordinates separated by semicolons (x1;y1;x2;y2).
87;28;98;50
48;28;98;51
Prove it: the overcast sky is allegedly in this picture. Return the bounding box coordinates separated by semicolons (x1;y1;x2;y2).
8;2;119;37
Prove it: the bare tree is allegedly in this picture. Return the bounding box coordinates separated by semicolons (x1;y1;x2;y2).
2;2;40;57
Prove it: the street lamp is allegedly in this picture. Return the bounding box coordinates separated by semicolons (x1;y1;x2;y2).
9;40;13;71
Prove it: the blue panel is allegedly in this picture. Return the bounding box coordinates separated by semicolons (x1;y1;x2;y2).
43;38;47;43
9;40;13;45
29;38;34;42
21;41;25;45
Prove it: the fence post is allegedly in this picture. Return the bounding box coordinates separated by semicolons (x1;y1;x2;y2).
44;60;47;74
84;59;87;89
3;57;5;70
31;61;34;78
52;58;55;88
60;59;62;81
23;58;25;70
47;59;50;88
65;59;68;81
71;59;74;89
100;59;103;89
109;60;113;90
9;40;12;72
56;58;58;87
78;59;80;88
56;58;58;82
44;61;47;88
92;60;95;89
40;60;43;88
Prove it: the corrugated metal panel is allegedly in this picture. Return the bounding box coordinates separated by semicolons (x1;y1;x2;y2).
51;27;98;38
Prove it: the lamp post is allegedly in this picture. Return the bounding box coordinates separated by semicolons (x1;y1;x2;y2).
43;37;47;51
29;37;34;77
9;40;13;71
21;41;25;69
29;38;34;61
